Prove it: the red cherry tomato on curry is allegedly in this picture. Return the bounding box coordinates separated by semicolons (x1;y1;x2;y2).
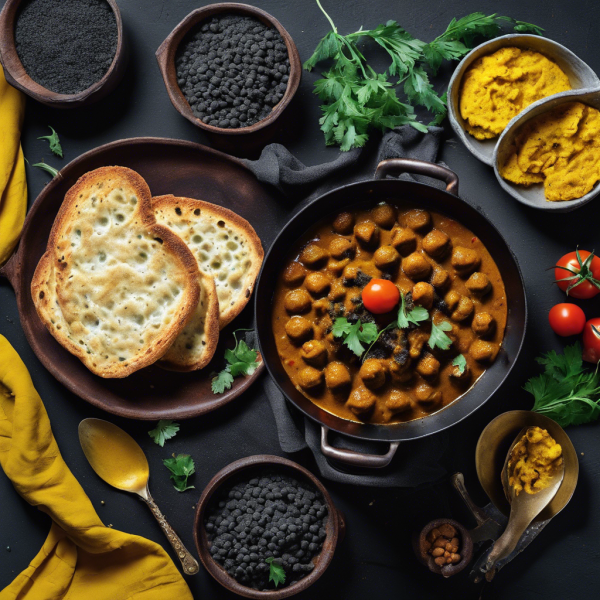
555;250;600;299
548;303;586;337
362;279;400;314
583;318;600;363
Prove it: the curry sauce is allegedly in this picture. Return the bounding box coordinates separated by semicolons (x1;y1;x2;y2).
271;202;508;425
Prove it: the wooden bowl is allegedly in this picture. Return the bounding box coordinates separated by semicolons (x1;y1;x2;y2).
194;455;345;599
156;3;301;142
0;0;127;108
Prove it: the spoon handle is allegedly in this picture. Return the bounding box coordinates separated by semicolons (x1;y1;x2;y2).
142;492;200;575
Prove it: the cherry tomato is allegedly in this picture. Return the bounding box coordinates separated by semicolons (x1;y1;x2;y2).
555;250;600;299
362;279;400;314
548;303;586;337
583;318;600;363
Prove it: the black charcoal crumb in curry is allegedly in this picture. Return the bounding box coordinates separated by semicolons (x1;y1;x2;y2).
175;13;291;128
354;270;372;288
205;471;327;590
394;348;410;366
350;296;362;305
14;0;118;95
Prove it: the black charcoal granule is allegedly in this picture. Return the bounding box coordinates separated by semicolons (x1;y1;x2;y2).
14;0;118;95
175;13;291;128
205;471;328;590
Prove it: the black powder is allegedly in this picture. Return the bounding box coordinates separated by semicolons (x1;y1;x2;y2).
14;0;118;95
175;14;290;129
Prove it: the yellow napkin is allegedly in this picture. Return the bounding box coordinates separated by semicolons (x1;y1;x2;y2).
0;65;27;268
0;335;194;599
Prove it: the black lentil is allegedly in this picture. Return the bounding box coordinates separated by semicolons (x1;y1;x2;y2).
176;14;291;128
205;471;328;590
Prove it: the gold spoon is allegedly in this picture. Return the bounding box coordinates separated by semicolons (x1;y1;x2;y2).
477;426;564;580
78;418;199;575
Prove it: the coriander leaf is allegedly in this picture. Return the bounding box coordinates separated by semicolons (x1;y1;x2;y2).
512;20;545;35
148;420;180;447
344;322;368;356
163;454;195;492
212;368;234;394
303;30;341;71
397;293;429;328
332;317;353;338
358;321;379;343
429;320;453;350
452;354;467;375
266;557;286;587
333;317;379;357
32;161;59;177
38;126;63;158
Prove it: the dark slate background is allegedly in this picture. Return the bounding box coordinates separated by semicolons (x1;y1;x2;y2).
1;1;599;599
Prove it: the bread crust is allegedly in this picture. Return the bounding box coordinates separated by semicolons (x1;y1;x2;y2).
31;167;200;378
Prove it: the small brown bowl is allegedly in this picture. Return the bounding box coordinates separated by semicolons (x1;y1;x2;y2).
156;3;301;142
194;455;344;599
413;518;473;578
0;0;127;108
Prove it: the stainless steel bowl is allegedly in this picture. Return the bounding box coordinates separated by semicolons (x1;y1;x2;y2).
447;34;599;166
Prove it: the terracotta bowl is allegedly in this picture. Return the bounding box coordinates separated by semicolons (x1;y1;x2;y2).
156;3;301;141
194;455;345;599
0;0;127;108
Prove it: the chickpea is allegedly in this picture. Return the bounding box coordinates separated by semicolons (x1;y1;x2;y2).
389;356;413;383
284;289;312;314
470;340;499;363
430;268;450;291
451;246;480;276
328;280;346;302
346;386;377;416
342;264;358;285
415;383;442;408
402;209;431;232
333;212;354;235
472;312;496;337
402;252;432;280
325;361;352;391
444;290;461;312
329;236;356;259
412;282;434;309
385;390;413;414
466;272;492;296
422;229;451;259
305;272;331;297
373;245;400;270
371;203;396;229
451;296;474;322
299;244;329;268
285;316;313;343
391;227;417;255
327;257;350;277
354;220;380;247
282;261;306;287
301;340;328;367
408;329;429;359
298;366;323;390
359;358;387;390
416;354;440;380
312;297;330;315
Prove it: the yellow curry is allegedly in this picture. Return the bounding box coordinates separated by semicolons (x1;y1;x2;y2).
500;101;600;201
508;426;563;495
459;47;571;140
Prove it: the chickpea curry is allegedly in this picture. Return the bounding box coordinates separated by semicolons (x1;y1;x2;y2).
271;202;508;425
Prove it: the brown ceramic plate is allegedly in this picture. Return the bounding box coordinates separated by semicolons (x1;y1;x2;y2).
0;137;286;419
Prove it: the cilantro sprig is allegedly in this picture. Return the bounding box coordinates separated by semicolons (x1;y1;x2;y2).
525;343;600;427
212;330;261;394
429;320;453;350
38;126;63;158
163;453;195;492
332;317;378;356
32;161;59;178
148;420;180;447
397;292;429;328
452;354;467;375
304;2;543;150
266;557;286;588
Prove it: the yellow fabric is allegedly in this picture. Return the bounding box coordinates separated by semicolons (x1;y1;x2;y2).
0;65;27;267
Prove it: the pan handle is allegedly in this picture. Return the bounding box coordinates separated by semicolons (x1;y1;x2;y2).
374;158;459;196
320;426;399;469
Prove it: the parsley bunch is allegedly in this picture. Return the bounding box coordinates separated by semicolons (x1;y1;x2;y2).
525;343;600;427
304;1;543;150
212;330;261;394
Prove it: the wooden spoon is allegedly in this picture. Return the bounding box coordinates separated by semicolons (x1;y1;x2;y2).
78;418;199;575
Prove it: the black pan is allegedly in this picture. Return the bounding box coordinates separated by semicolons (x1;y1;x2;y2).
255;159;527;468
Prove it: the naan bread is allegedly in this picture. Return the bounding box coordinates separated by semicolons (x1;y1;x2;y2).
31;166;200;378
152;195;263;328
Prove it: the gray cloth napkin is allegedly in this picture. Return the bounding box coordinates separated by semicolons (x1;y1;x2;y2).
243;125;449;487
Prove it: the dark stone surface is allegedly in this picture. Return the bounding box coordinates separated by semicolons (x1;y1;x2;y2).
1;1;598;599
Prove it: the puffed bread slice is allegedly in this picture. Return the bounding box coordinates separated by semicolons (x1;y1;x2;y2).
158;270;220;371
152;195;264;329
31;166;200;378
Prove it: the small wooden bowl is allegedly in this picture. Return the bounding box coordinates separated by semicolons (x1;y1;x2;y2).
194;455;344;599
156;3;301;141
0;0;127;108
413;518;473;578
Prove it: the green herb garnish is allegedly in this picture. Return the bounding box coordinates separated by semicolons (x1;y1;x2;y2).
38;126;63;158
32;161;59;177
148;420;180;447
452;354;467;374
429;320;453;350
397;292;429;328
304;2;543;150
266;557;286;588
332;317;379;356
212;330;261;394
525;342;600;427
163;453;195;492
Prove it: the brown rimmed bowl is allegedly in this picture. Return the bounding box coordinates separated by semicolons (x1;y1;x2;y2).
0;0;127;108
156;3;301;142
193;455;345;599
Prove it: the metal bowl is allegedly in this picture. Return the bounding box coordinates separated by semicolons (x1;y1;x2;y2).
475;410;578;522
493;87;600;212
193;455;344;599
447;34;599;166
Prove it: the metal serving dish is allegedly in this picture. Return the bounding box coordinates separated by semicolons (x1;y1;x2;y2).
494;87;600;212
255;158;527;469
447;34;599;166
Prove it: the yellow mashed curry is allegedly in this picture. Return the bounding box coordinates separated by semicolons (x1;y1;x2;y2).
459;47;571;140
508;426;563;496
499;102;600;201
